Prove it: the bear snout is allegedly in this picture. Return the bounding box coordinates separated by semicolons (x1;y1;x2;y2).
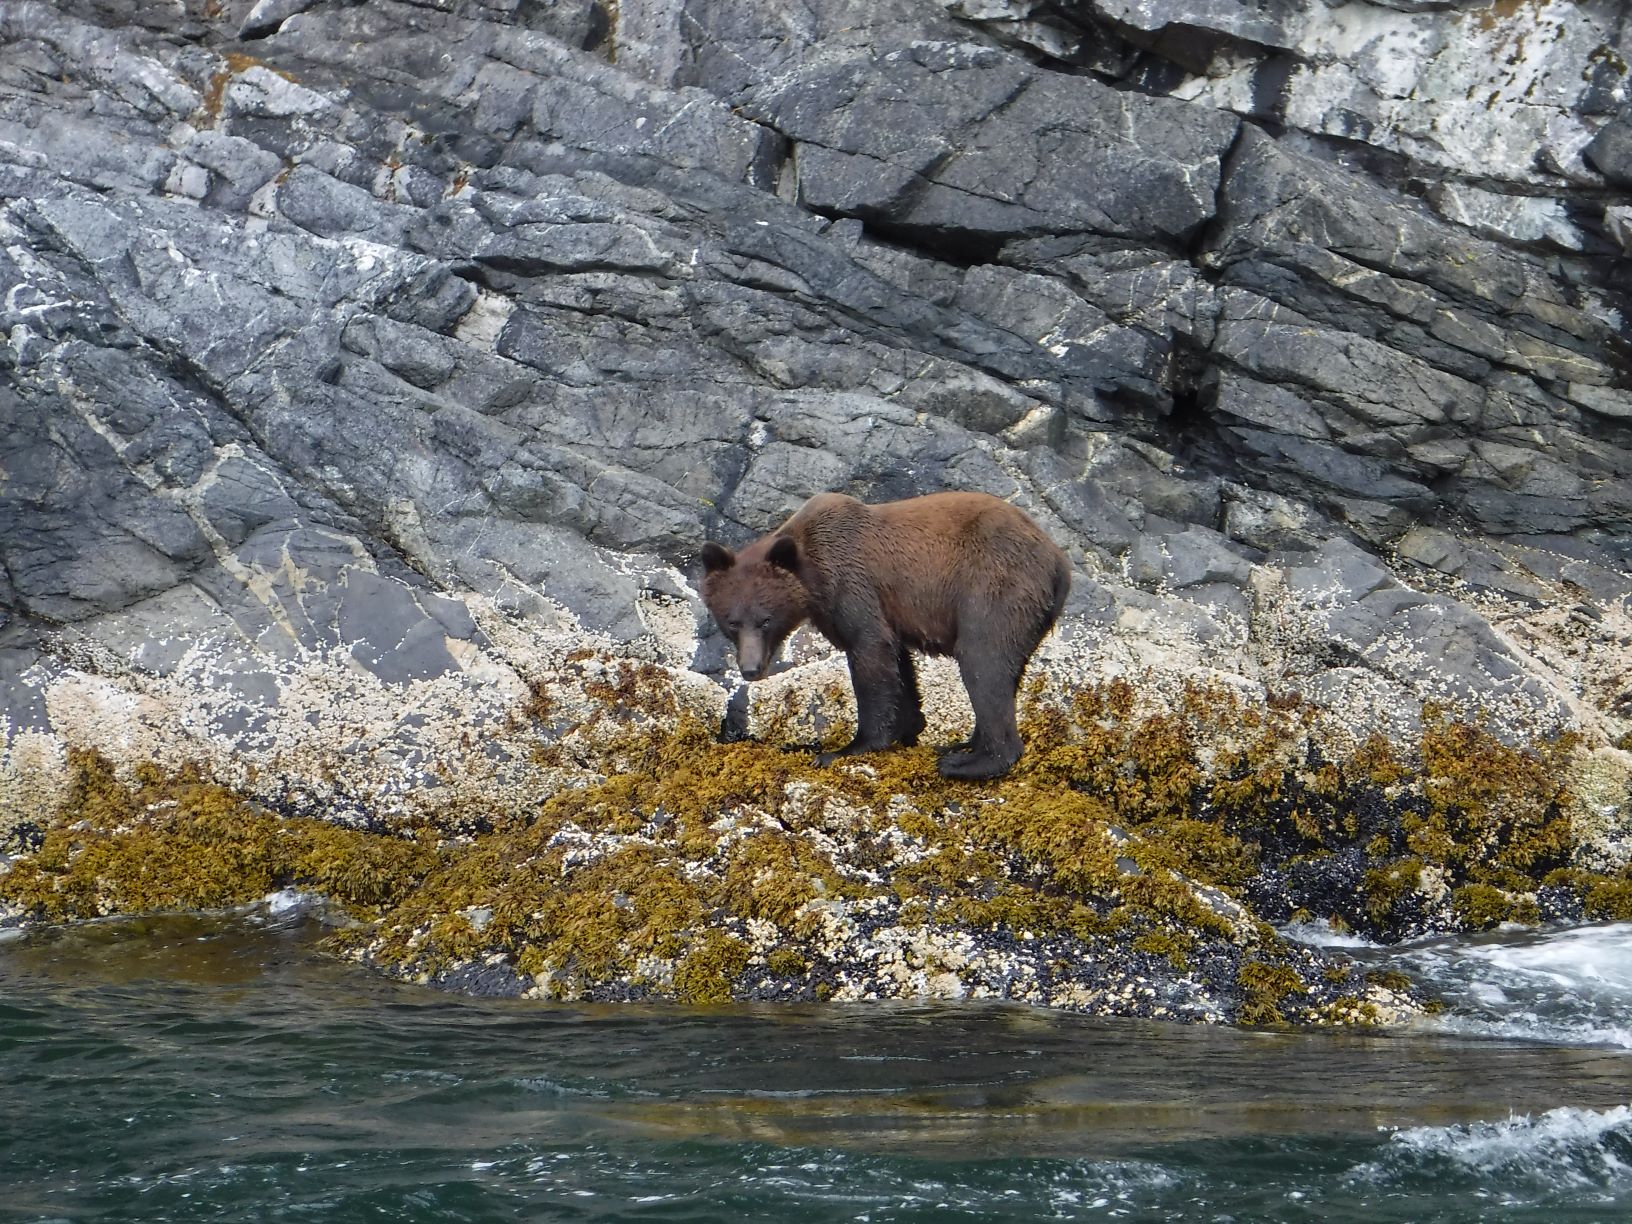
734;631;773;680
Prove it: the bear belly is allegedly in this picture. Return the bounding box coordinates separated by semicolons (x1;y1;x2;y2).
880;591;957;656
902;630;953;656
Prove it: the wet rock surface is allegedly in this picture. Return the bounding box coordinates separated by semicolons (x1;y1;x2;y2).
1;0;1629;1019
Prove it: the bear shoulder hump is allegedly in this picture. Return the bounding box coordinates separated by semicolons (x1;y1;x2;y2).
789;491;862;524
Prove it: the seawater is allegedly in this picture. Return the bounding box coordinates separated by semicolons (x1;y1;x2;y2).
3;910;1632;1223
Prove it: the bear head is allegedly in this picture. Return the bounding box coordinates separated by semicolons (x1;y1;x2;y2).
700;536;810;681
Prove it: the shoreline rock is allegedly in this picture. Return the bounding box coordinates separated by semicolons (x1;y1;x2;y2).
3;667;1626;1027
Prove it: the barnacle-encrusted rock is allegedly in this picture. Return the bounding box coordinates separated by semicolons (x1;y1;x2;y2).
7;667;1630;1026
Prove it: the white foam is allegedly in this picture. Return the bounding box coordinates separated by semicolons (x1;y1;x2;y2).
260;888;311;915
1416;1011;1632;1053
1452;924;1632;994
1279;918;1381;949
1352;1105;1632;1190
1377;922;1632;1051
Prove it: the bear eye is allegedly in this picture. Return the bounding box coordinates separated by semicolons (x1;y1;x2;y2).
724;618;741;632
757;617;772;631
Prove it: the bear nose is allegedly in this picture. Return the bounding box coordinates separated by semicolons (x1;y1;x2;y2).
735;632;769;680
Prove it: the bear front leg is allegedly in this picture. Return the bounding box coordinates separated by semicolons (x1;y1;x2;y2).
895;647;926;747
816;641;902;765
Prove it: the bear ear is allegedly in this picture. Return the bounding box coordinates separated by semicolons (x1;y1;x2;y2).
767;535;799;571
701;542;735;573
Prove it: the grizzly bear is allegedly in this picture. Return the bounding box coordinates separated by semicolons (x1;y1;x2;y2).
700;491;1070;780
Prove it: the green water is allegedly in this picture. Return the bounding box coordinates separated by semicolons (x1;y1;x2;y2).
3;912;1631;1222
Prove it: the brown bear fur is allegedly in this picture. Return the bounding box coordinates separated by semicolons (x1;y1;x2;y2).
700;491;1070;780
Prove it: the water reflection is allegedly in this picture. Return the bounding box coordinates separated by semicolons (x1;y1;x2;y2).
4;913;1628;1161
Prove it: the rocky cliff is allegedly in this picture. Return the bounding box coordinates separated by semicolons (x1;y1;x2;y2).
1;0;1629;1017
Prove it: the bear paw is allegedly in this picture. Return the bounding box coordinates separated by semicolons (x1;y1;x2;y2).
936;748;1017;781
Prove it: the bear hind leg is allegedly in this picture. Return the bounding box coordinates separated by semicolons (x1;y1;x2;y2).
939;650;1024;780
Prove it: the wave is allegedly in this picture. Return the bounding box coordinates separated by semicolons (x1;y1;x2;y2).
1363;921;1632;1051
1420;1010;1632;1052
1351;1105;1632;1195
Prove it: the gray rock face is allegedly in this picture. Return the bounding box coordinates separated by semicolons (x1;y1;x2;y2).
744;42;1239;248
0;0;1628;826
1585;114;1632;187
